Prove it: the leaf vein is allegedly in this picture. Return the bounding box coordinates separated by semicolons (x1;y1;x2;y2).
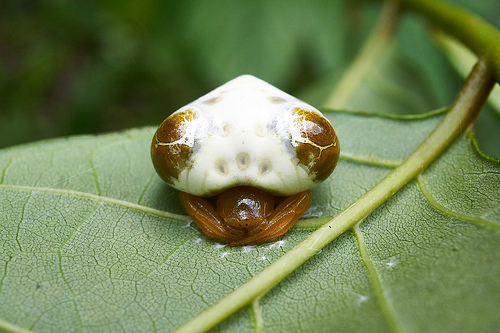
250;298;263;333
0;157;13;184
340;152;402;168
352;225;402;333
15;193;31;252
89;149;102;196
0;255;11;301
138;172;156;205
416;175;500;232
0;184;189;223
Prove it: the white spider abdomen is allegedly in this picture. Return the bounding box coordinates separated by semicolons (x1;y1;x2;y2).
151;75;339;197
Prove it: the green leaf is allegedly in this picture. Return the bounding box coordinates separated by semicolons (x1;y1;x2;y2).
1;109;499;332
179;0;345;85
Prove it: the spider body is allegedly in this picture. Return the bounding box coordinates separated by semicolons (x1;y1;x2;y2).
151;75;339;245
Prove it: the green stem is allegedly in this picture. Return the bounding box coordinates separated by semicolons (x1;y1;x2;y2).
325;0;401;109
395;0;500;82
433;30;500;111
0;318;34;333
174;60;495;333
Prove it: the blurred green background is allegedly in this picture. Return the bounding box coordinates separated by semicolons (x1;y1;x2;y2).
1;0;499;157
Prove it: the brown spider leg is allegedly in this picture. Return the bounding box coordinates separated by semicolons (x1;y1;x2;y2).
229;190;312;246
179;192;245;241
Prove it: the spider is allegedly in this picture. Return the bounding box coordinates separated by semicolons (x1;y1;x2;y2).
152;75;339;245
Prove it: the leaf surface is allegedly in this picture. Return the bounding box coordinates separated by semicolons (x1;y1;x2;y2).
1;109;499;332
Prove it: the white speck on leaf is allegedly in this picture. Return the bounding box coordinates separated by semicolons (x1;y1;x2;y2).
357;295;369;304
269;240;285;249
385;257;399;269
241;246;255;253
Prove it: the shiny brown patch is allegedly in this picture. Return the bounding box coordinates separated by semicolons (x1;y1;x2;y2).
292;108;339;182
151;110;196;184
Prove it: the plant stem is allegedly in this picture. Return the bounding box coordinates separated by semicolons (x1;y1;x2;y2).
395;0;500;82
432;30;500;111
174;60;495;333
325;0;401;109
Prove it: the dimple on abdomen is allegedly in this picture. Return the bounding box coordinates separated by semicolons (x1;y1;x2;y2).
214;154;273;177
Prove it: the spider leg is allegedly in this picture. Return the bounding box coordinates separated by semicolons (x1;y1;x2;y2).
229;190;312;246
179;192;245;241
